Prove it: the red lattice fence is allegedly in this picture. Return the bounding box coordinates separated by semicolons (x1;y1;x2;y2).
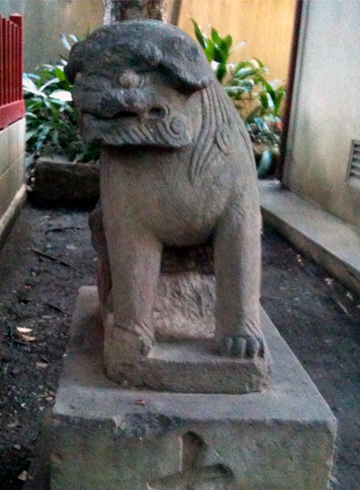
0;14;25;130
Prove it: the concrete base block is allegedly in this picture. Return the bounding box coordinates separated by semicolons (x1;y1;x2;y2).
114;337;270;394
28;286;337;490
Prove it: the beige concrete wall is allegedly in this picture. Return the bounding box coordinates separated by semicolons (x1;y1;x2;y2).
1;0;103;71
283;0;360;228
2;0;295;79
0;119;25;219
178;0;296;83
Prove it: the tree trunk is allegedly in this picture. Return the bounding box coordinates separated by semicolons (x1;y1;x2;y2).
102;0;170;24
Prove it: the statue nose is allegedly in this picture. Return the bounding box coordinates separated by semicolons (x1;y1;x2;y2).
116;89;148;114
118;70;141;89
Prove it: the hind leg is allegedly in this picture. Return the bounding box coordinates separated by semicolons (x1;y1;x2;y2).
214;200;264;358
88;202;112;323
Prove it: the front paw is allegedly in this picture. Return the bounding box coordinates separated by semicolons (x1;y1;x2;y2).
222;335;265;359
110;323;154;364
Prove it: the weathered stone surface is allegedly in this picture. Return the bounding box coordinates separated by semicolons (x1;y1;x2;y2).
110;338;270;393
65;20;266;385
27;287;336;490
154;272;216;339
30;157;99;204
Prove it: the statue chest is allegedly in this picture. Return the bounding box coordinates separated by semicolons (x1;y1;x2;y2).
100;147;233;245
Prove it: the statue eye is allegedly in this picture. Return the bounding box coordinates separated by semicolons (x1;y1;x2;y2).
78;74;111;91
118;70;142;89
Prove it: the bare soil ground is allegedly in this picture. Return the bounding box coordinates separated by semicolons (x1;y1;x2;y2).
0;202;359;490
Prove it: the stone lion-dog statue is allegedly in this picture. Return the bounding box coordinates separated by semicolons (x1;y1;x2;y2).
65;20;268;390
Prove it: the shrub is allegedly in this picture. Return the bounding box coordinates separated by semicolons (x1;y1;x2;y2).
23;35;100;167
191;20;285;123
191;20;285;177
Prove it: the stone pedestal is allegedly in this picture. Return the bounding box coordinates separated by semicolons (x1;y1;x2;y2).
101;272;270;394
29;286;336;490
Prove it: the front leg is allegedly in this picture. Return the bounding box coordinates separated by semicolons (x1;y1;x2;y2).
214;196;264;359
103;216;162;373
99;165;163;376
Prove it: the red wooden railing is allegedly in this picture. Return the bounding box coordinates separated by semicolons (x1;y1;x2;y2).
0;14;25;130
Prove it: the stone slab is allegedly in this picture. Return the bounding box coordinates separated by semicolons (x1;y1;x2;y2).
260;180;360;294
112;337;270;394
0;184;26;251
26;285;336;490
30;158;100;204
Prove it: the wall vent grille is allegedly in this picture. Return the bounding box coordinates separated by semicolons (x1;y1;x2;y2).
347;140;360;181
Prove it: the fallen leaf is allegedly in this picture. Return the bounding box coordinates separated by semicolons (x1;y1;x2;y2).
335;299;349;315
18;470;28;481
36;362;48;369
19;333;36;342
16;327;33;334
135;399;147;406
13;444;21;450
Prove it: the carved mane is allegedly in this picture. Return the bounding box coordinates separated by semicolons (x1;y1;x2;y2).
189;81;254;184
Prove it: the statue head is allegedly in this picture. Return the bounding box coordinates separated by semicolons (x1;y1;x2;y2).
65;20;214;148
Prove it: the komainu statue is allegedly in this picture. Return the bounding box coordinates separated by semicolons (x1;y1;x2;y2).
65;20;268;390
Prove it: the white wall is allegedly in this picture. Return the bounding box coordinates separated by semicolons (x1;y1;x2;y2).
284;0;360;227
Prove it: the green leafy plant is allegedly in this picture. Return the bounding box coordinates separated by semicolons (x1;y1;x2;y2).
191;20;285;123
23;35;101;166
191;19;232;82
192;20;286;177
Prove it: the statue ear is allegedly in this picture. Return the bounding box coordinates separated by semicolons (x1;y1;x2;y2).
160;40;213;92
64;60;78;85
134;41;163;68
64;40;93;84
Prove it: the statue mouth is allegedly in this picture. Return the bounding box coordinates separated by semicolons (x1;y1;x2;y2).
147;106;168;119
87;105;169;122
110;111;138;119
81;108;191;148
